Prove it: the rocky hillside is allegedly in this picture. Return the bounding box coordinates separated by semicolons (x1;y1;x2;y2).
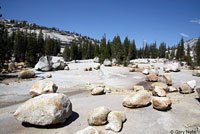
184;38;199;50
0;19;99;47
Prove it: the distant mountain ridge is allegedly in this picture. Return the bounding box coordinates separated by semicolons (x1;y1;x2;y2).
0;19;99;45
184;38;199;50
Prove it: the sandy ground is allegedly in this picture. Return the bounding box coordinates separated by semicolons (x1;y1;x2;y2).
0;60;200;134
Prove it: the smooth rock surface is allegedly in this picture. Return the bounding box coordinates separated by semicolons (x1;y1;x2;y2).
13;93;72;126
103;59;112;66
152;86;167;97
196;86;200;98
64;66;70;70
123;90;151;108
35;56;52;71
151;82;168;92
179;82;193;94
187;80;196;89
91;87;105;95
168;86;179;92
162;74;172;85
133;85;144;92
152;97;172;111
46;74;52;78
142;69;149;75
18;70;35;79
29;80;58;97
146;74;158;82
75;126;99;134
88;106;110;125
105;111;126;132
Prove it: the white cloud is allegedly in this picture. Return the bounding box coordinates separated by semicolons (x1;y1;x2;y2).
190;19;200;24
180;33;189;38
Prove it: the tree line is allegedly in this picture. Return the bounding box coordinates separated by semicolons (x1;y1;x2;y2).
0;27;61;67
63;35;200;66
62;34;169;64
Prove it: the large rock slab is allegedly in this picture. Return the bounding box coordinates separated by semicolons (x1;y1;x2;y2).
76;126;99;134
105;111;126;132
13;93;72;126
29;80;58;97
88;106;110;125
152;97;172;111
122;90;151;108
152;86;166;97
179;82;193;94
35;56;52;71
18;70;35;79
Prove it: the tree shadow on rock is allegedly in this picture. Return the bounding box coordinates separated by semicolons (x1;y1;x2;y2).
22;111;79;129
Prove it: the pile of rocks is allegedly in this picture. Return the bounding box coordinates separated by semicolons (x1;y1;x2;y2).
123;83;172;111
35;56;68;71
87;106;126;132
88;84;111;95
1;62;27;74
13;80;72;126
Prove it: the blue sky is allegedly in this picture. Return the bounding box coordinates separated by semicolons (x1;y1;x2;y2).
1;0;200;48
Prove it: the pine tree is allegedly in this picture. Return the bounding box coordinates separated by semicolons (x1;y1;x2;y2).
185;45;192;65
195;38;200;66
99;34;107;62
159;42;166;58
63;44;71;61
144;43;149;58
37;30;45;57
70;41;78;62
106;40;112;59
170;46;175;60
78;44;83;60
94;44;100;57
26;33;38;66
128;40;137;60
123;37;130;59
0;28;8;67
14;29;27;61
179;37;185;61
